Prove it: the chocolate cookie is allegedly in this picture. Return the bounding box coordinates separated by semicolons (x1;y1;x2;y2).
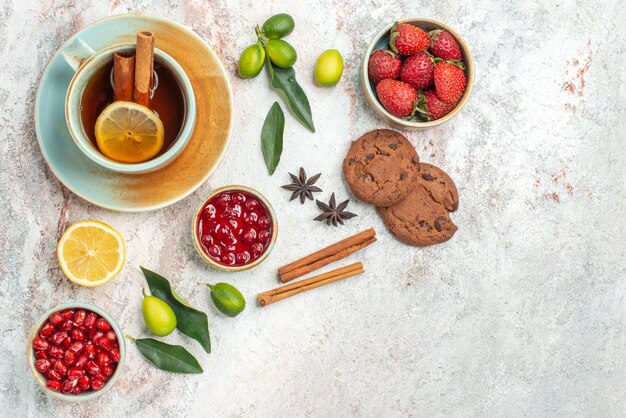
343;129;419;207
377;163;459;246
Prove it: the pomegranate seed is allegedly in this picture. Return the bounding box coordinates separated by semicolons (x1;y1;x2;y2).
85;344;96;359
50;332;67;345
91;378;105;391
69;341;84;354
62;337;72;349
94;373;108;382
97;352;111;367
67;366;83;380
76;355;88;367
89;330;104;341
33;337;49;351
46;368;62;381
85;360;100;375
73;310;86;326
95;337;112;351
79;374;90;389
39;322;55;337
35;359;51;373
34;350;48;360
46;379;61;391
62;310;75;320
71;328;85;341
53;360;68;376
84;313;97;329
95;318;111;332
64;350;76;366
49;312;64;326
109;348;120;363
101;365;114;377
62;378;77;394
62;320;75;331
48;345;64;358
105;331;117;342
72;385;84;395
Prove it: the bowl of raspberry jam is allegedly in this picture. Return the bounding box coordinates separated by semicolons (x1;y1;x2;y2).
28;302;125;401
193;186;278;271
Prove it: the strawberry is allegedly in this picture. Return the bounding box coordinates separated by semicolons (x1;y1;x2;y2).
389;23;430;56
400;51;434;90
428;30;462;61
416;89;454;121
433;61;466;104
376;79;417;118
368;49;401;85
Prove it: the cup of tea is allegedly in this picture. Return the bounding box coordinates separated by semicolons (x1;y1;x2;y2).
62;38;196;174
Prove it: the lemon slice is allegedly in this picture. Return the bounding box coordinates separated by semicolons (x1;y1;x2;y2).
57;220;126;287
94;101;164;163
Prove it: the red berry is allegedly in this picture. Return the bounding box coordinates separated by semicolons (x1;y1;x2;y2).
34;350;49;360
73;310;86;326
235;251;250;265
390;23;430;55
50;331;67;346
221;253;236;265
376;79;418;118
91;378;105;391
35;359;51;373
84;313;97;329
49;312;64;326
46;379;61;392
48;345;64;358
109;348;121;363
258;216;270;229
39;322;55;338
79;375;90;389
400;51;434;90
62;378;77;394
429;30;462;61
105;331;117;342
95;318;111;332
258;230;271;242
242;229;257;244
67;366;83;380
85;360;100;376
33;337;49;351
245;199;259;210
416;89;455;121
64;350;76;366
251;243;264;257
368;49;401;85
71;328;85;341
53;360;68;376
95;337;112;351
433;61;466;104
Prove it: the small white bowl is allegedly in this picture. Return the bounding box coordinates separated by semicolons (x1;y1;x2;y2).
361;17;474;130
27;302;126;401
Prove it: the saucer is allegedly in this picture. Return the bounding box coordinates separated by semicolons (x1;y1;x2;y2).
35;14;233;211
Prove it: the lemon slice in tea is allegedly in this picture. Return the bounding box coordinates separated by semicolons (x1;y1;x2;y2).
94;101;164;163
57;220;126;287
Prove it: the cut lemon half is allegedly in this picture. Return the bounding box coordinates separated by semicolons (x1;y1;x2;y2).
57;220;126;287
94;101;164;163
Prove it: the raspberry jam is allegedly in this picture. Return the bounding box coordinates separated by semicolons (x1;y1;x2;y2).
32;308;120;395
196;189;273;267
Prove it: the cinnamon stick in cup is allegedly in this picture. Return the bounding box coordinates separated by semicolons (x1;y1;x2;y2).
113;51;135;102
134;31;155;107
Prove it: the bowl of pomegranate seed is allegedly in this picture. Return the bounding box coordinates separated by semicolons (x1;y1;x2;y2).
192;185;278;272
362;17;474;130
28;302;125;401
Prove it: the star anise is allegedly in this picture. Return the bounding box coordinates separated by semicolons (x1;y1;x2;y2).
282;167;322;204
314;193;357;226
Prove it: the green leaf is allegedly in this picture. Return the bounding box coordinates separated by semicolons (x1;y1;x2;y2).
266;57;315;132
128;336;203;374
140;267;211;353
261;102;285;175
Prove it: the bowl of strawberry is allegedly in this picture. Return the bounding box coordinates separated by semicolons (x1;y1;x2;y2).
362;17;473;129
28;302;125;401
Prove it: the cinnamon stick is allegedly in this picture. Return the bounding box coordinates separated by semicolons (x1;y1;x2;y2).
259;262;364;307
278;228;376;283
134;31;154;107
113;51;135;102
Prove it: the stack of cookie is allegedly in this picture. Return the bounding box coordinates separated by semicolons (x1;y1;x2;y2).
343;129;459;247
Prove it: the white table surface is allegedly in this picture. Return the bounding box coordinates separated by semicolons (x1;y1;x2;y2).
1;0;625;416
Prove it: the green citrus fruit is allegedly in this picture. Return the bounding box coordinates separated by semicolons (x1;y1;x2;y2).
265;39;297;68
261;13;295;39
207;283;245;317
142;290;177;336
238;44;266;78
315;49;344;87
